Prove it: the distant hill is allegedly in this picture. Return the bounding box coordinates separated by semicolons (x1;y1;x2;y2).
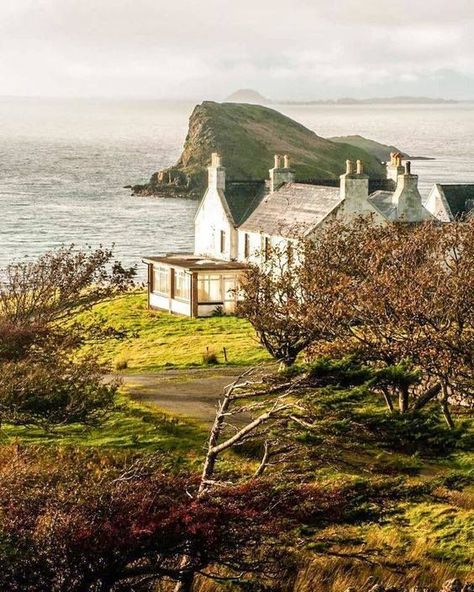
329;135;409;162
132;102;386;198
330;135;432;161
225;89;269;104
343;96;457;105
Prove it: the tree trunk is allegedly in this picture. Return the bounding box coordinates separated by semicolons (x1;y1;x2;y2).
413;383;441;410
278;355;296;369
399;386;409;413
172;378;238;592
441;384;454;429
381;387;394;412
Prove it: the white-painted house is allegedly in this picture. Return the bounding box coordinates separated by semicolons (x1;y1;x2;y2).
144;152;474;317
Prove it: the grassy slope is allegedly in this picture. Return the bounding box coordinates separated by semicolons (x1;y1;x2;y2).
2;394;206;460
5;294;472;589
329;134;409;161
78;291;269;372
155;101;386;191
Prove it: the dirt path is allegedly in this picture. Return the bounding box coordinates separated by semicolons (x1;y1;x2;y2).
120;367;248;423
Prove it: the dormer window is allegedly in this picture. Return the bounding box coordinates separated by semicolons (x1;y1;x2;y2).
220;230;226;254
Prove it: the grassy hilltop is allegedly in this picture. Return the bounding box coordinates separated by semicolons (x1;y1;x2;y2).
133;101;386;196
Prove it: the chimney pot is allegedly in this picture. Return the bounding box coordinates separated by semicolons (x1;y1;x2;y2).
345;160;354;175
283;154;289;169
269;154;294;191
211;152;222;167
405;161;411;174
208;152;225;190
356;160;364;175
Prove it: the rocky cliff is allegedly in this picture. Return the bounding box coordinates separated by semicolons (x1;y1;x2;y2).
132;102;386;198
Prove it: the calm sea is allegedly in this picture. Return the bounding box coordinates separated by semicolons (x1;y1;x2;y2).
1;98;473;276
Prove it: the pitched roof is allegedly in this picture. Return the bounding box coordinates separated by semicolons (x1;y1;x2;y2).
368;190;398;220
438;184;474;219
239;182;342;237
223;181;267;226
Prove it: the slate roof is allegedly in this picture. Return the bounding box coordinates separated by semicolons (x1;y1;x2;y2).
224;181;267;226
239;183;342;237
368;190;398;221
438;184;474;219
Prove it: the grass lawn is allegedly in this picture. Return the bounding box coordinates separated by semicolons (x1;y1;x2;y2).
1;394;207;465
78;291;269;372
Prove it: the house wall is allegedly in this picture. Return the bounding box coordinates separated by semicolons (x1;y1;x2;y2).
149;292;192;316
424;185;452;222
194;187;237;260
237;230;294;266
237;230;263;263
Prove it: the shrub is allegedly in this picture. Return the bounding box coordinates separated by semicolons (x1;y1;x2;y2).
360;410;465;457
0;355;117;428
202;350;219;365
114;357;128;370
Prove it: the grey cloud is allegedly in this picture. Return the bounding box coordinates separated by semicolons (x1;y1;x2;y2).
0;0;472;99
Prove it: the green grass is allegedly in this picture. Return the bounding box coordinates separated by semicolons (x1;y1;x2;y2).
78;291;269;372
406;501;474;567
1;394;207;462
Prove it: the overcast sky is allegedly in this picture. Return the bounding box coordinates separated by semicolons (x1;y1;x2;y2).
0;0;473;100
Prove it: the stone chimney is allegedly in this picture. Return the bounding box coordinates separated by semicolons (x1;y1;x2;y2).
269;154;294;192
392;161;427;221
208;152;225;191
340;159;369;213
386;152;405;184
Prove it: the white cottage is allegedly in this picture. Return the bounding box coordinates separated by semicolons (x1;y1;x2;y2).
143;154;264;317
144;151;467;317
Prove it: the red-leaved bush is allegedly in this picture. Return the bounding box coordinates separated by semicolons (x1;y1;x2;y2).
0;447;422;592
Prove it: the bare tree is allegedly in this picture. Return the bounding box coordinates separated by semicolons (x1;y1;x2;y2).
237;236;346;367
305;218;474;423
0;245;135;431
238;218;474;424
173;365;303;591
0;244;135;326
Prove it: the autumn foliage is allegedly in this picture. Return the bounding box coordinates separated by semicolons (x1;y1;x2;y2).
0;246;135;428
0;447;421;592
238;218;474;421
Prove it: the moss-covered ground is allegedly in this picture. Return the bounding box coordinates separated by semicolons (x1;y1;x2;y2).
78;291;269;372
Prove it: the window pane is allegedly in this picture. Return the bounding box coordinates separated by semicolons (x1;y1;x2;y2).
197;274;222;302
153;266;168;295
175;271;190;300
197;280;207;301
209;277;221;301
